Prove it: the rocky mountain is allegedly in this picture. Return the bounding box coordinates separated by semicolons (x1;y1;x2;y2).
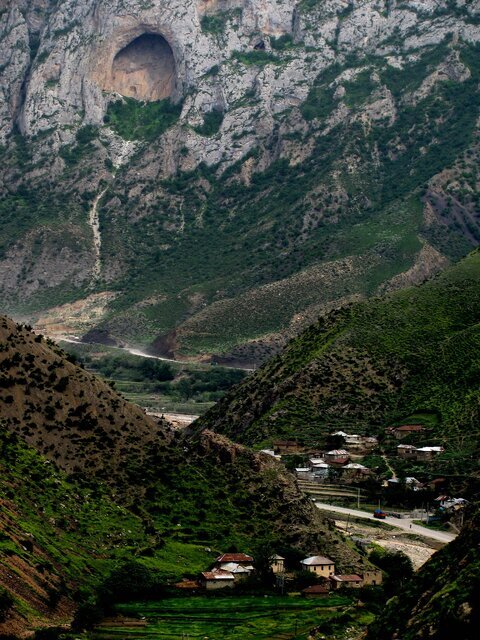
0;315;363;636
198;249;480;493
0;0;479;362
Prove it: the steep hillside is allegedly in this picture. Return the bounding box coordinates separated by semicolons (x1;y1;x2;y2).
198;250;480;488
367;509;480;639
0;316;363;636
1;1;480;359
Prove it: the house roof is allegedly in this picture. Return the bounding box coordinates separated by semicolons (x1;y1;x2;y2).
344;463;367;469
302;584;330;594
201;571;234;581
301;555;334;566
397;444;416;449
331;431;348;437
272;554;285;560
417;446;444;452
309;458;325;464
394;425;425;432
219;562;253;573
331;574;362;582
295;467;311;472
174;579;200;589
216;553;254;563
326;449;349;456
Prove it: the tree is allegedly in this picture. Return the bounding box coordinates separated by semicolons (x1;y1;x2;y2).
370;549;414;596
177;378;194;400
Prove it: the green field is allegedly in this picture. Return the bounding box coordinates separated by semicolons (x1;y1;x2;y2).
90;594;361;640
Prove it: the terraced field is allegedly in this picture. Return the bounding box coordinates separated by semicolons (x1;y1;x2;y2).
90;594;360;640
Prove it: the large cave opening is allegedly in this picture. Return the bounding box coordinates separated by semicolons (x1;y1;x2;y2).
109;33;176;101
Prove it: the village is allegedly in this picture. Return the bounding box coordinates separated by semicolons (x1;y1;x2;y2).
259;424;467;529
175;551;383;596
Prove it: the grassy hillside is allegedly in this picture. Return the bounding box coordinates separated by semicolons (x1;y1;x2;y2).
0;316;363;636
367;509;480;640
198;250;480;491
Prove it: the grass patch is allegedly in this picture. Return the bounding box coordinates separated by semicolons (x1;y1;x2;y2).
104;98;182;141
90;594;354;640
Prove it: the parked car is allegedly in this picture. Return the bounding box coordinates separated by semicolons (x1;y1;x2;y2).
373;509;387;519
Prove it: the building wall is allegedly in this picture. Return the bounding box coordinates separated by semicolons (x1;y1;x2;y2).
204;580;234;590
305;564;335;578
272;560;284;574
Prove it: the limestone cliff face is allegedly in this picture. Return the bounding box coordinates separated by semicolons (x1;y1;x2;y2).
1;0;479;159
1;0;480;358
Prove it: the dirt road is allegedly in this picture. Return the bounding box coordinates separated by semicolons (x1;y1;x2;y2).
314;502;456;543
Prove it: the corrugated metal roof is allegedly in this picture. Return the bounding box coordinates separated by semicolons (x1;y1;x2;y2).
201;571;235;581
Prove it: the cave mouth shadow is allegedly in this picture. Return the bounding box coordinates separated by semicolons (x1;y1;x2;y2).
110;32;177;102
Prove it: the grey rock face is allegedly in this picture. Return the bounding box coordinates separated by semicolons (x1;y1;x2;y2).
0;0;478;162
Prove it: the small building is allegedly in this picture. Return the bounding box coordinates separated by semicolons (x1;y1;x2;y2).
345;434;363;446
302;584;330;598
388;476;423;491
273;440;300;454
397;444;417;458
361;570;383;586
415;446;444;460
260;449;281;460
218;562;253;581
295;467;312;479
342;463;369;477
270;554;285;574
300;555;335;578
215;553;254;568
330;574;363;590
312;463;330;478
201;570;235;590
391;425;425;439
309;457;326;466
324;449;350;464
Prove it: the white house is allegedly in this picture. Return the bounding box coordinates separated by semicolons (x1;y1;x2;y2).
300;555;335;578
201;571;235;590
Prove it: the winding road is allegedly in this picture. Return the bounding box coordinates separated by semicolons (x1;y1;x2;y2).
314;501;457;543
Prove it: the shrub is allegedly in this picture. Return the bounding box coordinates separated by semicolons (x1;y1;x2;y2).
104;98;182;141
194;109;224;136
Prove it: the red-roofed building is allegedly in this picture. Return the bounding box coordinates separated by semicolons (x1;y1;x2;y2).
215;553;254;566
391;425;425;439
